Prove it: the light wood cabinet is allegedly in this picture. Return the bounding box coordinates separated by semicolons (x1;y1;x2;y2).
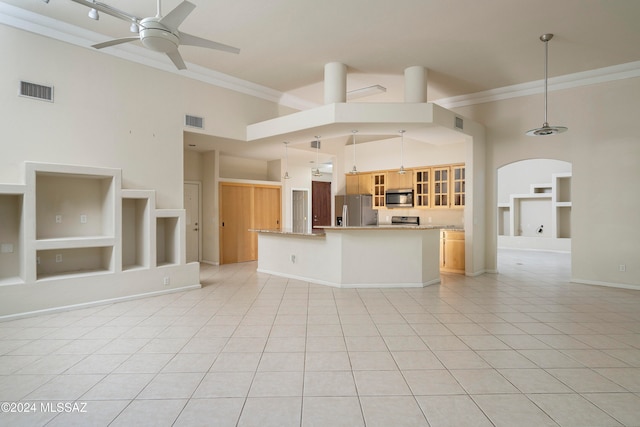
451;164;465;207
432;166;450;208
346;173;372;195
345;163;464;210
432;164;465;209
372;172;386;208
414;168;430;208
387;169;413;190
440;229;465;273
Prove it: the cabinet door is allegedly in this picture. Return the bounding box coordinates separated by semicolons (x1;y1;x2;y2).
451;165;465;207
441;230;465;273
432;167;450;208
358;173;372;194
387;170;413;189
345;174;359;195
372;172;387;208
414;168;430;207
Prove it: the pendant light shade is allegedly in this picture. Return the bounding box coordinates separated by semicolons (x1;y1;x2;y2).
283;141;291;179
313;136;322;176
398;130;406;174
526;34;568;136
350;130;358;174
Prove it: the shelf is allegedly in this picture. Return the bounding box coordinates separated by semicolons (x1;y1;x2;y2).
35;236;115;250
122;191;153;271
156;210;183;266
36;246;114;280
0;189;25;283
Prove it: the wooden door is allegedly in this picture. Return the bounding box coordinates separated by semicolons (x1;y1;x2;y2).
254;186;281;231
312;181;331;228
220;183;254;264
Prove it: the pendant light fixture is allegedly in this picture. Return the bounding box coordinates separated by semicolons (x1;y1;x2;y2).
313;136;322;176
398;130;406;174
283;141;291;180
526;34;568;136
350;130;358;174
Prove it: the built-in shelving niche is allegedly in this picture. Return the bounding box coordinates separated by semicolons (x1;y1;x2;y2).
0;187;25;285
122;190;153;271
156;210;184;267
497;172;571;248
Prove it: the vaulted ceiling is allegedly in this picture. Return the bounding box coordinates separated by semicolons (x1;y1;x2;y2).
6;0;640;104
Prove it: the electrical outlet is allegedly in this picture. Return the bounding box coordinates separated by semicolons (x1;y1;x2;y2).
290;254;296;263
619;264;626;272
37;256;40;265
0;243;13;253
163;276;170;286
55;254;63;263
55;215;62;224
80;214;87;224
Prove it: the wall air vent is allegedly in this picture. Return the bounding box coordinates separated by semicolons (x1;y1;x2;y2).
185;114;204;129
455;116;464;130
19;81;53;102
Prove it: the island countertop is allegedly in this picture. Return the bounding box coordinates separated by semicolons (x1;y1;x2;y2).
255;226;444;288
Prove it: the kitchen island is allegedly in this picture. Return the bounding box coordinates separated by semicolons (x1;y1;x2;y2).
254;226;447;288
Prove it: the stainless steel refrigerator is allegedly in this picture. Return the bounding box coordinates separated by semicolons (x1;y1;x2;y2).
335;194;378;226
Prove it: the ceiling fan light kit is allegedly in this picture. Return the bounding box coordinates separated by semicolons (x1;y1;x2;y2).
70;0;240;70
526;33;568;136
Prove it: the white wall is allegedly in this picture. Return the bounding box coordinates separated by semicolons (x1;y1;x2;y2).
0;25;283;207
455;77;640;288
497;159;572;204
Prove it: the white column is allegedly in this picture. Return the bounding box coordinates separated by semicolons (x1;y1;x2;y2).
404;66;428;103
324;62;347;104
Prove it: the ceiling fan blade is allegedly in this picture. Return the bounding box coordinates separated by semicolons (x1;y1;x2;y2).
70;0;141;23
180;32;240;54
159;1;196;29
92;36;140;49
167;50;187;70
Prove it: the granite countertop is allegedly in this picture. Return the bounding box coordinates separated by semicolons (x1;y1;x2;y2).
250;229;326;237
323;224;458;231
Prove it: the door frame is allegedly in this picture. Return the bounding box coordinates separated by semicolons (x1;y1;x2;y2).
184;180;202;263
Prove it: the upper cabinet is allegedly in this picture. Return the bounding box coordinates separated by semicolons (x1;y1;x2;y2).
346;173;372;195
372;172;386;208
431;164;465;209
345;163;464;210
414;168;430;208
387;169;414;190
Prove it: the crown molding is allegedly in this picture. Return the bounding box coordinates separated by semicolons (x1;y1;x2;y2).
0;3;292;106
436;60;640;109
3;3;640;112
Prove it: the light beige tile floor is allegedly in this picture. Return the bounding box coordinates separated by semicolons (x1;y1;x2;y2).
1;249;640;426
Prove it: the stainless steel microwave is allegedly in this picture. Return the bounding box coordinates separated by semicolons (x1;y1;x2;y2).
385;189;414;208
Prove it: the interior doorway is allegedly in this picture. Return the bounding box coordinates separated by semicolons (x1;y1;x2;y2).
292;189;309;233
184;181;201;263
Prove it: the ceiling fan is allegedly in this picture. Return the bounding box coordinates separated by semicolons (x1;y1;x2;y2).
70;0;240;70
